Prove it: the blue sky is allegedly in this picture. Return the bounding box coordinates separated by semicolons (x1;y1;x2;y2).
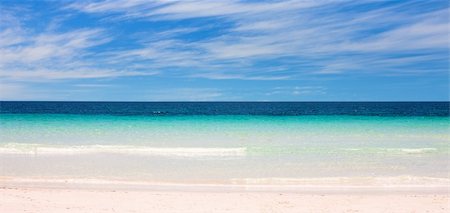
0;0;448;101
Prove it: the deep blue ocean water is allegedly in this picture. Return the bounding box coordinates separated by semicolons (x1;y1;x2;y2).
1;101;448;116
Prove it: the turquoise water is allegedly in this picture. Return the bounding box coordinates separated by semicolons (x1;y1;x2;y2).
0;113;448;183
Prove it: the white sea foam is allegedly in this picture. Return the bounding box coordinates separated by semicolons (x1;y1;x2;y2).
0;143;247;157
230;176;450;186
398;148;438;154
4;176;449;191
342;147;439;154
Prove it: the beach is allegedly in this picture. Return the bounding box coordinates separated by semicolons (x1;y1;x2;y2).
1;176;449;212
1;185;448;213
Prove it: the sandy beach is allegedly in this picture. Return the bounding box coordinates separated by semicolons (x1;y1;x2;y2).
1;177;449;213
1;186;449;213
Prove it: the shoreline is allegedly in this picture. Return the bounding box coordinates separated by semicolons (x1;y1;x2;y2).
2;176;449;193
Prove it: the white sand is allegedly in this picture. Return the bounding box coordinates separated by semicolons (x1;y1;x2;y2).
1;177;449;212
0;186;448;213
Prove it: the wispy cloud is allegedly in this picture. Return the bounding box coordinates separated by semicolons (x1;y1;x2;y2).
0;8;152;81
266;86;326;96
0;69;154;81
68;0;322;20
146;88;223;101
65;0;449;79
0;29;107;64
0;0;448;100
74;84;114;88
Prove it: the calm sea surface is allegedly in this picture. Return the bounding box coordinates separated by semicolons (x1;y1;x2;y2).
0;102;448;183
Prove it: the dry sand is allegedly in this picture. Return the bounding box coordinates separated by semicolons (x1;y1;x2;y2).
1;186;449;213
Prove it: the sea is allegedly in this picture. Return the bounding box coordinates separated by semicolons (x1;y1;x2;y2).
0;102;448;185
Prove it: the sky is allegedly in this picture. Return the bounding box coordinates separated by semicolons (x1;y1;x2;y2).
0;0;448;101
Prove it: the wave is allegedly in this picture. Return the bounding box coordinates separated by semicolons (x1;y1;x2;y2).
0;143;440;157
342;147;439;154
4;176;450;189
0;143;247;157
246;146;440;155
230;176;450;185
397;148;438;154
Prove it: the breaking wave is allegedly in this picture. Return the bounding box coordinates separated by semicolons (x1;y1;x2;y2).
0;143;247;157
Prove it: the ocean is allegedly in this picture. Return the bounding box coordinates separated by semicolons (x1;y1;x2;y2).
0;102;448;184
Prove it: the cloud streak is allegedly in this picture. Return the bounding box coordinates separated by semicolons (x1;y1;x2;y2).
0;0;448;101
64;0;449;79
0;8;151;81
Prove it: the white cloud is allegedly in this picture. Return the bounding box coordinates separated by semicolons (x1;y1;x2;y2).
190;72;290;80
146;88;223;101
0;69;155;81
0;19;153;80
2;0;447;84
0;27;107;63
74;84;114;88
339;13;449;52
66;0;159;13
67;0;448;78
266;86;326;96
69;0;323;20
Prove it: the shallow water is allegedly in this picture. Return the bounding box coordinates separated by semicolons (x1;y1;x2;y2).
0;102;448;183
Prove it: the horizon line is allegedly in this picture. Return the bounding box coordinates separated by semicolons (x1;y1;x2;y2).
1;100;449;103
